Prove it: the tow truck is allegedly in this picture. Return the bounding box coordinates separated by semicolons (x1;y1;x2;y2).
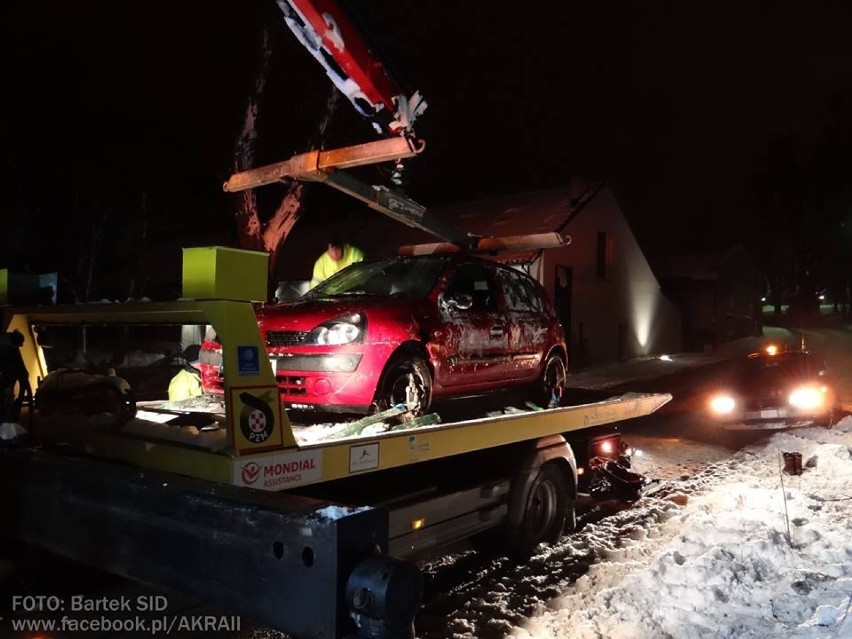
1;4;668;637
1;247;670;639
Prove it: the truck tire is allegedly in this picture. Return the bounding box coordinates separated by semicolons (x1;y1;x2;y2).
531;351;567;407
373;355;432;416
515;463;571;556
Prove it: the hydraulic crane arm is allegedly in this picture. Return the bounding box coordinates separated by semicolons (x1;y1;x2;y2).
224;140;466;244
233;0;474;245
277;0;426;138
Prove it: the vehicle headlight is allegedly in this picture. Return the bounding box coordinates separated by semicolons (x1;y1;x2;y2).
307;313;365;345
788;386;825;410
710;394;736;414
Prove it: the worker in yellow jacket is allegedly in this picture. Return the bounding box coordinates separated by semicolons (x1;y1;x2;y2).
310;234;365;288
168;345;203;401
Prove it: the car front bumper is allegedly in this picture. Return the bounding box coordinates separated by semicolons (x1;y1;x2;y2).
716;406;830;430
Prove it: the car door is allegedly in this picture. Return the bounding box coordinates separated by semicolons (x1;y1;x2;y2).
436;261;509;387
497;266;549;382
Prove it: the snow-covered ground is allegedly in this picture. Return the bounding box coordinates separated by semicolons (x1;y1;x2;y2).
426;420;852;639
401;324;852;639
521;422;852;638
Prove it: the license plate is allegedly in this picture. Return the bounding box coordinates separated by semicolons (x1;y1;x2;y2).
759;409;780;418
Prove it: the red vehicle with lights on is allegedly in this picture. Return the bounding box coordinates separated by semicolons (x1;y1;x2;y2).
198;254;567;415
708;345;837;430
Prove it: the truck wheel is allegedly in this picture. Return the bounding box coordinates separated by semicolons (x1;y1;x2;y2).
531;352;567;407
515;463;571;556
373;355;432;416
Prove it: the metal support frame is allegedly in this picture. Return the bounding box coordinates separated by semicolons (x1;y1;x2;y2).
398;232;573;256
222;138;472;245
223;138;420;193
312;170;466;243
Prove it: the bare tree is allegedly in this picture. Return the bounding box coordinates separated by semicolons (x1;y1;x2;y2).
232;25;340;281
233;27;272;253
267;88;339;275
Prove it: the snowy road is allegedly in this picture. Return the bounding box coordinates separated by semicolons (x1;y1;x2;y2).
409;420;852;639
410;421;737;639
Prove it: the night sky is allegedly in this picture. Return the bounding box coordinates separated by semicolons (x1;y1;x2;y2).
4;2;852;299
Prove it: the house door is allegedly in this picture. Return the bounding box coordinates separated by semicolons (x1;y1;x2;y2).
554;264;572;347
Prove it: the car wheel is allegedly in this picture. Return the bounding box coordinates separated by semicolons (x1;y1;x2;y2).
372;355;432;416
531;351;567;408
513;463;572;557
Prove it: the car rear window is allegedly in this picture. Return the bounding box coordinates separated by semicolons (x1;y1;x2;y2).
497;267;544;313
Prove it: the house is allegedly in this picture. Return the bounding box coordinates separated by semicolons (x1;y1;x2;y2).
657;246;762;352
276;178;682;370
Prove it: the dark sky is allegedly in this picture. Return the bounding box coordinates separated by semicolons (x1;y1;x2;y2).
4;1;852;297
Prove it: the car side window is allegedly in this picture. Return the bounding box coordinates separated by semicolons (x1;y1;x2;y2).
446;263;498;312
497;267;542;313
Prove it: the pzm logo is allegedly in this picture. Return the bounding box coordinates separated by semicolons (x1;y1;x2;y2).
239;392;275;444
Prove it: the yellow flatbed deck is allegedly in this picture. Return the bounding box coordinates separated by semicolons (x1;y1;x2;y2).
4;247;671;491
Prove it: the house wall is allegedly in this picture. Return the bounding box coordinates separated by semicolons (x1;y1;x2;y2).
529;188;682;367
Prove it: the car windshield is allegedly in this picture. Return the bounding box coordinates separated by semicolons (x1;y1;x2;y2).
306;256;449;299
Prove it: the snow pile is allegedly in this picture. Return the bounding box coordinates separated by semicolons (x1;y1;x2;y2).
315;504;371;521
0;422;27;440
512;420;852;639
292;419;393;445
121;417;229;451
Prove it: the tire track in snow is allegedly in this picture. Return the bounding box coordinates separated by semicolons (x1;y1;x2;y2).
415;457;745;639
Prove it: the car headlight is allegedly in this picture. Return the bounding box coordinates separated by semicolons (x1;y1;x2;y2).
710;394;736;414
788;386;825;410
307;313;365;345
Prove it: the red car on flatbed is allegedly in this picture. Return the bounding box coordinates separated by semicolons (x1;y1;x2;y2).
199;254;567;415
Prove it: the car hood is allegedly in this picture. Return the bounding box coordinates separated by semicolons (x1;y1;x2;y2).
257;295;424;331
730;377;832;405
